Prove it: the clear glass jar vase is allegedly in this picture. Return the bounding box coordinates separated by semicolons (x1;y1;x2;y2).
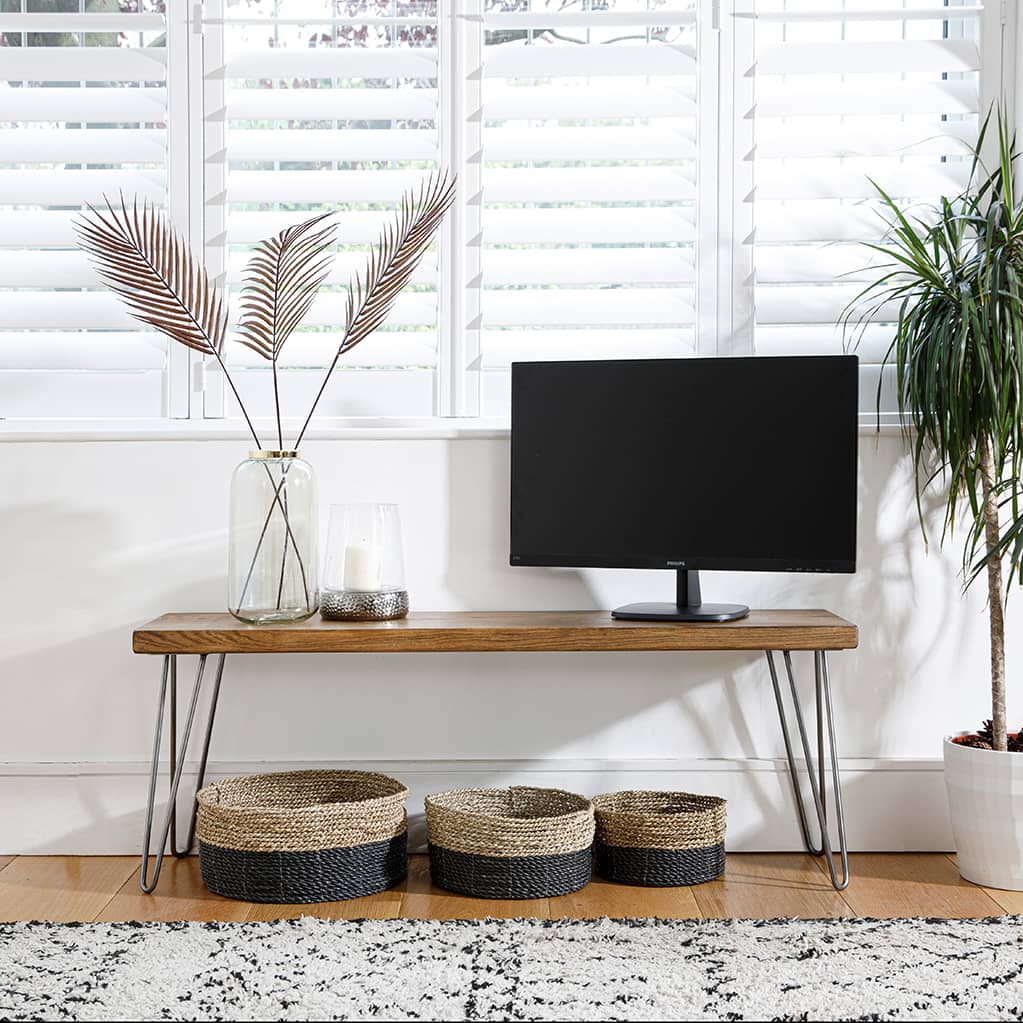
228;450;318;623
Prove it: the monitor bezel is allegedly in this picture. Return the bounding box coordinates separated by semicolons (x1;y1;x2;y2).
509;355;858;575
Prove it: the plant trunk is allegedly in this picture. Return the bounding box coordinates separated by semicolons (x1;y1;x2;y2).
979;434;1008;752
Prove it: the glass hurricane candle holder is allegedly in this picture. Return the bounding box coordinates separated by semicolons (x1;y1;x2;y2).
321;503;408;621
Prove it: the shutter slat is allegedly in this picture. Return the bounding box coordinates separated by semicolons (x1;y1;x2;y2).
0;128;165;163
487;82;696;120
1;47;167;81
0;12;164;31
0;331;166;371
756;285;900;326
485;248;694;286
484;208;695;244
0;170;166;206
482;329;696;368
484;42;696;78
484;288;694;327
754;201;926;244
230;333;438;369
482;11;697;28
487;166;695;202
755;161;969;201
747;5;982;23
0;88;166;123
224;128;436;162
757;80;977;118
756;39;979;75
756;325;894;366
485;124;695;162
756;119;975;160
756;245;893;285
225;252;438;288
225;48;436;79
226;87;437;121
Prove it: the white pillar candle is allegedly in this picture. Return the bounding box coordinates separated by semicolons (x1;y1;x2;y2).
343;542;382;591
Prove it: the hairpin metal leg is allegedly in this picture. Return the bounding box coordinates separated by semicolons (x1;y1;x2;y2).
766;649;849;890
139;653;226;893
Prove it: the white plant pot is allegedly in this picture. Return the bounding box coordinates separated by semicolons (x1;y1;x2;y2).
944;734;1023;891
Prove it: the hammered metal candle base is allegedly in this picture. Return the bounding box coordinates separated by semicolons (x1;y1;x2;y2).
320;589;409;621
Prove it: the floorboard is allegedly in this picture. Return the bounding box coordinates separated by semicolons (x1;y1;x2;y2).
945;854;1023;915
0;857;138;923
549;874;701;919
398;854;551;921
97;857;251;923
0;853;1014;922
835;853;1004;918
693;853;853;919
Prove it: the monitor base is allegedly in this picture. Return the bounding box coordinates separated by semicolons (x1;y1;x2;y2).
611;602;751;623
610;569;750;623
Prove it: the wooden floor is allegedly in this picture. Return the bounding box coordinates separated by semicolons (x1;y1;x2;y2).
0;853;1019;922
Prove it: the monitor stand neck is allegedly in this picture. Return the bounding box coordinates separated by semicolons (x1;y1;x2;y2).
611;568;750;623
677;568;702;611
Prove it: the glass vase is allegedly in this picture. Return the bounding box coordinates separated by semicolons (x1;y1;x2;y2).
229;450;318;623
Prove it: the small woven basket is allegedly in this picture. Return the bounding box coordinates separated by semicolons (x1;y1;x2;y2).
196;769;408;903
593;790;726;887
425;786;595;899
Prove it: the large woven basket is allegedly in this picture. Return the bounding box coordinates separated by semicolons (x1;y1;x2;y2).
196;770;408;903
593;790;726;887
425;786;594;899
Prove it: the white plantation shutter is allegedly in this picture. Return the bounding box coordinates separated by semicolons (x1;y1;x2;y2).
211;0;442;420
0;3;169;417
749;0;986;413
476;0;700;413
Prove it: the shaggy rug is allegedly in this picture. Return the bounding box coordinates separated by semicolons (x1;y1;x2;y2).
1;916;1022;1021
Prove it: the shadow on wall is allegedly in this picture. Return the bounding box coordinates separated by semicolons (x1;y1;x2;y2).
0;497;224;760
444;436;600;609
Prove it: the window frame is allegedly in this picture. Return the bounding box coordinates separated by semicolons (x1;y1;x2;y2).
4;0;1017;431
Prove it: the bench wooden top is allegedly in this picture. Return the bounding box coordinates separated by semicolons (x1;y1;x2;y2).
132;610;857;655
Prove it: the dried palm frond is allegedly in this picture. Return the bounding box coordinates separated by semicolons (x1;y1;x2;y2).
235;212;337;363
295;171;457;445
74;195;227;358
338;171;456;358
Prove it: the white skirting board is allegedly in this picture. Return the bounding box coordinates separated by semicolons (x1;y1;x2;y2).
0;758;952;855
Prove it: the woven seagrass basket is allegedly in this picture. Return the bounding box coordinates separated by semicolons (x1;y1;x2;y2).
593;790;726;887
425;786;595;899
196;770;408;903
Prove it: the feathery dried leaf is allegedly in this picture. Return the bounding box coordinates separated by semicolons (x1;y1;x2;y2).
340;171;456;356
293;171;456;447
74;195;227;357
236;212;337;362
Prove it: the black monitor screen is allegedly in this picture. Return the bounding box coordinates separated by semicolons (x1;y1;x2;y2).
510;356;858;573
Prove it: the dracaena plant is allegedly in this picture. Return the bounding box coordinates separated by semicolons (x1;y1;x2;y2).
844;110;1023;752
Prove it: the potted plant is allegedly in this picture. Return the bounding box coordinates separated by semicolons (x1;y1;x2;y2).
848;111;1023;889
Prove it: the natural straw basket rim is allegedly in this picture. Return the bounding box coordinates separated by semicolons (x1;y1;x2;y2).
425;786;594;859
197;769;408;813
196;769;408;854
593;790;726;852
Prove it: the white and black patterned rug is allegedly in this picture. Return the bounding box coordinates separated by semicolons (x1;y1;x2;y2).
2;916;1022;1021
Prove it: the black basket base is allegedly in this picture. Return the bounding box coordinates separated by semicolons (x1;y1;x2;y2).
429;843;592;899
595;839;725;887
199;832;407;903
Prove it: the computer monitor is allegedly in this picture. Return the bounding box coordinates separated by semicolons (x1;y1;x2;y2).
510;355;859;622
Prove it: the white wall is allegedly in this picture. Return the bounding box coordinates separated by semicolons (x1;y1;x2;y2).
0;431;1017;854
